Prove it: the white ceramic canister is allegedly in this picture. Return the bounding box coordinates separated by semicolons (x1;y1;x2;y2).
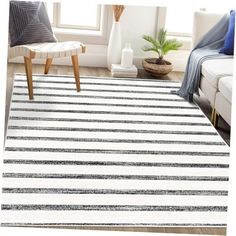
121;43;133;68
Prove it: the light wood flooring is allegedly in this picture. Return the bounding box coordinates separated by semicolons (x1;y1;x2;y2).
5;63;229;235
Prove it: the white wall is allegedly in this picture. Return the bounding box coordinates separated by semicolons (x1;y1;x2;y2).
119;5;190;70
120;5;157;57
119;5;189;71
9;5;189;71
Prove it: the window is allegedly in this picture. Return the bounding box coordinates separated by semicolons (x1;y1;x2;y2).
59;3;101;30
165;6;200;37
46;2;104;32
45;2;111;45
158;6;232;37
156;6;233;50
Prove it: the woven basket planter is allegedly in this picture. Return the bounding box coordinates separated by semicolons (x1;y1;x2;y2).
142;58;173;77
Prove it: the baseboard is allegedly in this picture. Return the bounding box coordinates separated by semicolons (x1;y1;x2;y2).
8;47;189;72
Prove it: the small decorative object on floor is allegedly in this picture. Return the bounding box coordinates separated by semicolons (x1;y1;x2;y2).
107;5;125;70
121;43;134;68
111;64;138;77
142;28;182;77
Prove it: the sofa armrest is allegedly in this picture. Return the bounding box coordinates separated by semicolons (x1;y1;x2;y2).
192;11;224;48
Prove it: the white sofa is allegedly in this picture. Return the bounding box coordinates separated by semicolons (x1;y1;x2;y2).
192;11;233;126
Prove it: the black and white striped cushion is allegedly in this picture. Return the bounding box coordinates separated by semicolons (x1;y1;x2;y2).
9;1;57;47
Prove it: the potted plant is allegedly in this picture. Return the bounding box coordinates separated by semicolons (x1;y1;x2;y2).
142;28;182;76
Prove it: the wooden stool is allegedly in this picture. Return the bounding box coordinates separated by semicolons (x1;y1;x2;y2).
9;41;86;99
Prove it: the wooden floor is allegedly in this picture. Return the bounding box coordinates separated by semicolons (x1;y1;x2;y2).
5;63;228;235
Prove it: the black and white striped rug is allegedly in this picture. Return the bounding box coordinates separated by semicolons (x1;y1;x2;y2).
2;74;230;227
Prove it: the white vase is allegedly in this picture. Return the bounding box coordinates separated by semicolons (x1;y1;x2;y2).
121;43;133;68
107;21;122;70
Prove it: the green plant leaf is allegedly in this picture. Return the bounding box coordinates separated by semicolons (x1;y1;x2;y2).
157;28;167;46
142;46;160;55
142;28;182;60
142;35;161;57
162;39;183;55
142;35;160;49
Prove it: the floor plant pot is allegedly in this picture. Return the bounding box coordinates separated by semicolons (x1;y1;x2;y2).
142;58;173;77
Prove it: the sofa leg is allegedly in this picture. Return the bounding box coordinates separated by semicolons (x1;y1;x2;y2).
213;111;219;128
210;108;215;123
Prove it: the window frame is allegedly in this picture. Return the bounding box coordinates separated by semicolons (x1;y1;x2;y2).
51;3;103;31
51;2;104;31
46;3;112;45
157;7;198;38
156;7;205;50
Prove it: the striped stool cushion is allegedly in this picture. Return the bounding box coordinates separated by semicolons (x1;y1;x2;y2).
9;41;85;59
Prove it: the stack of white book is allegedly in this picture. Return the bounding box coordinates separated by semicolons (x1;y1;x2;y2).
111;64;138;78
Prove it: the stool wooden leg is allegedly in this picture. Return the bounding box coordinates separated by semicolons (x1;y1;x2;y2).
24;57;33;100
44;58;53;74
71;55;80;92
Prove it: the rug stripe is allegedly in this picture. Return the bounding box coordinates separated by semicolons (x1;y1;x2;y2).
5;147;229;156
2;173;229;181
11;100;197;109
1;204;227;211
10;100;200;111
6;132;222;144
13;92;186;101
14;79;181;89
12;90;184;101
5;141;228;153
2;164;229;176
2;188;228;195
1;194;228;206
0;211;227;225
4;149;228;165
5;120;217;134
6;136;224;145
11;85;180;92
3;159;229;168
7;126;217;135
11;95;195;108
8;113;210;124
10;103;201;113
2;178;229;191
14;85;179;95
8;117;211;126
14;74;181;83
10;108;204;117
1;197;228;210
13;79;180;88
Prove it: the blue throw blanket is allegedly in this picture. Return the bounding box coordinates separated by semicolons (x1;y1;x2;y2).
173;13;233;102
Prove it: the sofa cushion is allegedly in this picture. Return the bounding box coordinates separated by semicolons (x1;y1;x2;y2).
219;10;235;55
218;76;232;103
201;58;234;88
